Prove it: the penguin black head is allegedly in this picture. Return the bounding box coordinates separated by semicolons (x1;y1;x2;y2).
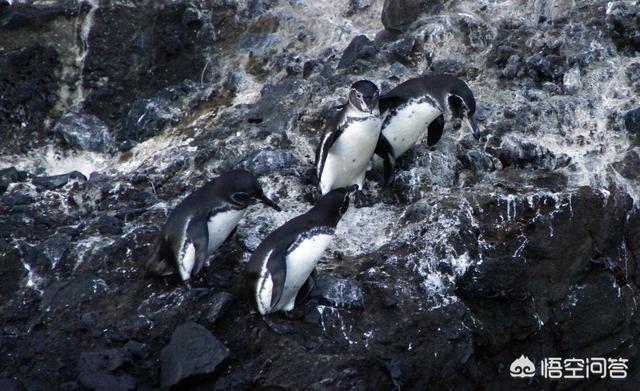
218;169;282;211
316;185;357;222
445;77;480;139
348;80;379;113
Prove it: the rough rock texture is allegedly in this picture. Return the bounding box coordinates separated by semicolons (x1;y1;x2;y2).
1;0;640;389
160;321;229;389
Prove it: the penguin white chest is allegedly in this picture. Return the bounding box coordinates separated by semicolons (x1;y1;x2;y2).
382;101;442;158
279;233;333;311
320;117;382;193
206;209;245;255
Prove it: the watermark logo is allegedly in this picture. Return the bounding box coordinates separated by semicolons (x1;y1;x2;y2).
509;356;629;379
510;355;535;378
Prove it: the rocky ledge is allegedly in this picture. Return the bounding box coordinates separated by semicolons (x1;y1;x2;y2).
1;0;639;389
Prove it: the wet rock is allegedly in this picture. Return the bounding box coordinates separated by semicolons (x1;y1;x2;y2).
124;340;149;358
562;65;582;94
206;292;234;324
626;62;640;92
42;275;109;313
624;107;640;135
77;349;135;391
122;80;207;143
387;36;417;64
0;379;18;391
81;2;222;132
381;0;444;32
0;167;29;183
350;0;374;11
492;135;570;170
338;35;377;69
95;215;123;236
0;247;24;305
310;274;364;310
606;1;640;54
0;44;60;154
53;110;112;153
160;321;229;389
430;59;465;77
246;149;299;175
31;171;86;191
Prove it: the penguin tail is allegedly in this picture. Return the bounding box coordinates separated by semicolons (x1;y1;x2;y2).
144;240;175;277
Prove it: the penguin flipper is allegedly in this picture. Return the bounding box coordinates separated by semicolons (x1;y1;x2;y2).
187;217;210;277
426;114;445;146
266;243;290;310
315;129;342;185
375;135;396;185
145;238;175;277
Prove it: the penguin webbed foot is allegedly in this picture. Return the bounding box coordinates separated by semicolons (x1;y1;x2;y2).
262;316;297;335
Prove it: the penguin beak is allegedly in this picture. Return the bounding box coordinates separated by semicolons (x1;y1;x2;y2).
464;115;481;140
258;194;282;211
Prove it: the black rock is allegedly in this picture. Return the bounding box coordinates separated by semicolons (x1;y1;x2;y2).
387;36;417;64
96;215;123;236
124;340;149;358
77;349;135;391
160;321;230;389
310;274;365;310
0;44;60;155
206;292;234;324
381;0;444;32
624;107;640;134
246;149;299;175
0;166;29;183
31;171;87;191
430;59;465;76
338;35;377;69
53;110;113;153
0;378;18;391
351;0;374;11
606;1;640;54
122;80;205;143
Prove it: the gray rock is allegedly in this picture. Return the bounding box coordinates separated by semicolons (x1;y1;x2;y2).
624;107;640;134
77;349;135;391
381;0;444;32
53;110;113;153
206;292;234;324
563;65;582;94
311;274;365;310
338;35;377;69
31;171;86;191
351;0;374;10
160;321;230;389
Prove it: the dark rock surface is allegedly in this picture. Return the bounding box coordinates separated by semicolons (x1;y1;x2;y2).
160;321;229;389
1;0;640;389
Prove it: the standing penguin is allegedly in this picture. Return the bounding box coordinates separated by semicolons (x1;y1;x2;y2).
247;186;355;315
316;80;381;207
373;74;481;184
146;169;281;288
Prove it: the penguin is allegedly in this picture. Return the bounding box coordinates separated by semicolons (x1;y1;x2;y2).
315;80;381;207
247;186;356;315
373;74;481;184
145;169;281;288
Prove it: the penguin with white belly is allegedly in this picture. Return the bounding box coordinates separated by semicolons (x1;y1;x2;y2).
247;186;356;316
316;80;382;207
373;74;481;184
145;169;281;288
